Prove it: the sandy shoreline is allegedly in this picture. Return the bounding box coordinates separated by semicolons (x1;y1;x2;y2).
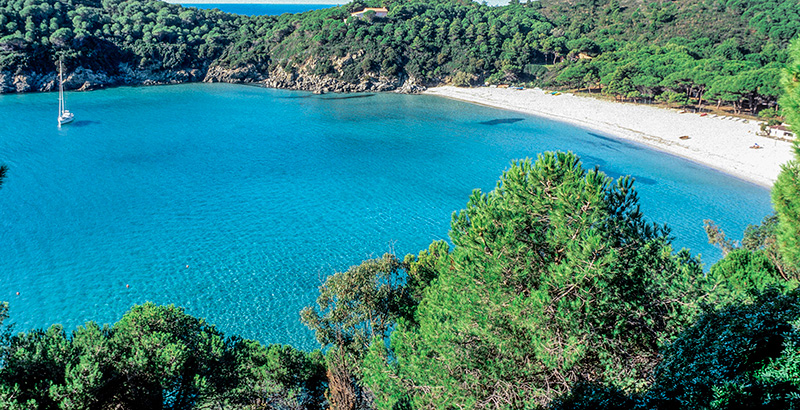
424;86;794;188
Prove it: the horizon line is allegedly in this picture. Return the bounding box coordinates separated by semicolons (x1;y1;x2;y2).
164;0;348;4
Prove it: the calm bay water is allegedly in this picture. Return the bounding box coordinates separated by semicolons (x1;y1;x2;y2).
0;83;772;349
181;3;337;15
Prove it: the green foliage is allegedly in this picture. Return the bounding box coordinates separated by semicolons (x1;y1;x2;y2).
301;253;409;355
0;301;7;332
774;37;800;272
0;303;325;409
743;214;780;251
657;89;689;106
774;160;800;271
301;254;411;410
548;382;639;410
645;289;800;409
48;27;72;48
752;324;800;406
706;248;793;302
3;4;800;407
781;38;800;141
3;0;795;114
706;213;799;285
537;0;796;111
0;0;243;73
743;214;800;280
704;218;738;255
759;107;784;127
450;71;472;87
106;303;225;408
403;240;450;305
0;325;71;409
364;152;706;409
223;340;326;410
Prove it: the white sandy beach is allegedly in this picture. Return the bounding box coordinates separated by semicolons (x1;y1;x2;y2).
425;86;795;187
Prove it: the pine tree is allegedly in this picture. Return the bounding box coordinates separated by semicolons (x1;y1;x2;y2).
364;152;706;409
773;37;800;270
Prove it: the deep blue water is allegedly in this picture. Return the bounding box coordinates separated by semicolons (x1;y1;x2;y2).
0;83;773;350
181;3;337;15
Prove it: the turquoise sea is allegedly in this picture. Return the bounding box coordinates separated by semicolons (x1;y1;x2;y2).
181;3;337;15
0;83;772;350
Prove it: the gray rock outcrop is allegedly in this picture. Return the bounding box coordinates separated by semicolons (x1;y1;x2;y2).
0;62;427;95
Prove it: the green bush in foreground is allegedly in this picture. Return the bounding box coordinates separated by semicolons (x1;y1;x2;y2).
781;38;800;138
646;289;800;409
363;152;707;409
548;289;800;410
775;37;800;270
774;161;800;271
0;303;326;410
706;248;794;302
548;382;638;410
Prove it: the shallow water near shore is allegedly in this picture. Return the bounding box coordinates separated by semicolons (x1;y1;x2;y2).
0;83;772;349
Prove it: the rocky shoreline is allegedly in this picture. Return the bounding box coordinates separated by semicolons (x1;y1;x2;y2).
0;64;427;95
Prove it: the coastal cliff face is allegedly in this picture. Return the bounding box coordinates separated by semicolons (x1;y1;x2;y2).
0;63;427;95
203;65;425;93
0;65;206;93
202;52;427;93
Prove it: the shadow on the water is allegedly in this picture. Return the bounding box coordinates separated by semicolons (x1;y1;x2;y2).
587;132;621;144
581;155;607;168
70;120;100;127
479;118;525;125
587;132;645;152
602;169;658;186
318;94;376;100
278;94;314;99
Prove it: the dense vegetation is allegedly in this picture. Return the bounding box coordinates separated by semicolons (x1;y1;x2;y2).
773;39;800;286
0;303;327;409
0;0;245;74
2;0;800;115
8;141;800;408
2;1;800;409
361;153;707;409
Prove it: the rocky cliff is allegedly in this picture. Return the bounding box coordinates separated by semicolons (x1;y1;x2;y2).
0;65;206;93
0;63;427;95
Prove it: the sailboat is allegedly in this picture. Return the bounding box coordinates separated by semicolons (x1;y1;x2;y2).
57;58;74;126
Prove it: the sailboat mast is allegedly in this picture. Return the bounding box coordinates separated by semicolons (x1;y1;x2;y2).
58;58;63;115
56;56;74;126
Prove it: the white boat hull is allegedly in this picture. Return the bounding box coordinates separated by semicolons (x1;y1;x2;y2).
57;58;74;127
58;112;74;126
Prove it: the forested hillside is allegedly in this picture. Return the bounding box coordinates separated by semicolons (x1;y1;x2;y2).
1;0;799;115
2;1;800;408
540;0;799;113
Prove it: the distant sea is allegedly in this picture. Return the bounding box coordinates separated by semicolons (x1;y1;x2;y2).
181;3;337;15
0;83;772;350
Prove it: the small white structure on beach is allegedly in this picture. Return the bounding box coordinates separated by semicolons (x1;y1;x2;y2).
350;7;388;18
770;124;796;139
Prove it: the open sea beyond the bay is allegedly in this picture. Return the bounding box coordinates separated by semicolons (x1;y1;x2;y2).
0;83;773;350
180;3;337;16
